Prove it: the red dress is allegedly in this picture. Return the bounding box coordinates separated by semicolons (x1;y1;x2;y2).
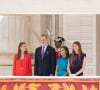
13;53;32;76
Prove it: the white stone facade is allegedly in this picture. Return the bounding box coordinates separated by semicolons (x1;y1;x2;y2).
0;15;97;76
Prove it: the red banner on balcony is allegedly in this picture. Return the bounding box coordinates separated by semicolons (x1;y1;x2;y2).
0;78;99;90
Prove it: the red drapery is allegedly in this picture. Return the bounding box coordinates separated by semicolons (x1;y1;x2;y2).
0;78;99;90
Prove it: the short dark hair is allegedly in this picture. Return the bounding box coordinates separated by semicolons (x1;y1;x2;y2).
41;34;48;38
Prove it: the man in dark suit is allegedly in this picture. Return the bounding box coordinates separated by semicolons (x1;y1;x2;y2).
34;34;56;76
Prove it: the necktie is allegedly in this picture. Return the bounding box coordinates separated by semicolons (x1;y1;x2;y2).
42;47;45;60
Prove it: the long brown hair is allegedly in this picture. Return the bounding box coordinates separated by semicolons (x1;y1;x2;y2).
17;42;28;60
69;41;84;65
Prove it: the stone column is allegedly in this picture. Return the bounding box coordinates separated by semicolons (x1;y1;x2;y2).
96;14;100;76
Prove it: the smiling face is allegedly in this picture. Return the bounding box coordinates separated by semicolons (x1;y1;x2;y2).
40;36;48;46
55;41;62;48
60;48;66;57
73;44;79;53
20;43;27;52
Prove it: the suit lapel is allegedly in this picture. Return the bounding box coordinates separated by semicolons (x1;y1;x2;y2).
39;47;42;60
43;45;49;60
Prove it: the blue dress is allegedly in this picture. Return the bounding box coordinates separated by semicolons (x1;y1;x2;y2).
57;57;69;76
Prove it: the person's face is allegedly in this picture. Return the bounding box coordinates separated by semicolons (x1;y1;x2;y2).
20;44;27;52
60;48;66;56
73;44;79;53
55;41;62;48
40;36;48;46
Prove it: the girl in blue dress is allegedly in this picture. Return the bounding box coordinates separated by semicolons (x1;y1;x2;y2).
55;46;69;76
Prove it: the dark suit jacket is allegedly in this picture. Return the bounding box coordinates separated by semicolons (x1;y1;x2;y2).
34;45;56;76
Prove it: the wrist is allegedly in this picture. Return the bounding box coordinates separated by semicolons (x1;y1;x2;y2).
75;73;78;76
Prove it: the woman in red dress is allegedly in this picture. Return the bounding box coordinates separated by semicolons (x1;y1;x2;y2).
13;42;32;76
